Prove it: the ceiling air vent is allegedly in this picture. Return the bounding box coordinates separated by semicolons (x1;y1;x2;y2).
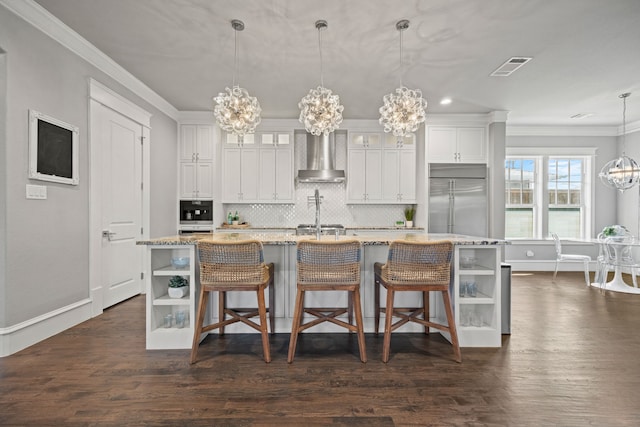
490;57;532;77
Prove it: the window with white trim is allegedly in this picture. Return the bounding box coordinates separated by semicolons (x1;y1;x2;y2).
505;150;593;240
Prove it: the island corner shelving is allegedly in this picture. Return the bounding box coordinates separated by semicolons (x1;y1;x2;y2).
144;242;201;350
435;244;502;347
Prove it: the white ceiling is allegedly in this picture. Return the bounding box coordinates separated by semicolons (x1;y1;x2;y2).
31;0;640;126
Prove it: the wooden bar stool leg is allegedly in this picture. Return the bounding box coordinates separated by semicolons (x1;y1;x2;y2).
441;290;462;363
190;288;209;364
348;291;353;333
352;288;367;363
374;274;380;336
423;291;430;335
218;290;226;336
268;265;275;334
287;289;305;363
257;288;271;363
382;287;395;363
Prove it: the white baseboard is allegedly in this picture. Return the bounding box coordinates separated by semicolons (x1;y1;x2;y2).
0;298;92;357
506;260;595;272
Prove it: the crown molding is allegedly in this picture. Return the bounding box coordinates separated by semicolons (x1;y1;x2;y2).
619;119;640;135
489;110;509;123
176;111;216;124
506;125;618;137
0;0;179;121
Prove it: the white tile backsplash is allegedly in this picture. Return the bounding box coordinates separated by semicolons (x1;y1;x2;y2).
225;182;407;228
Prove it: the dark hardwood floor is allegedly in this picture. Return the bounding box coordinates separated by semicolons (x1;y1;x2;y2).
2;272;640;426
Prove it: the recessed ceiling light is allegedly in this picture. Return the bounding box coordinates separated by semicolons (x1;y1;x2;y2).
440;97;452;105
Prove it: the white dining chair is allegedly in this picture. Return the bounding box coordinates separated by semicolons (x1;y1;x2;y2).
551;233;591;286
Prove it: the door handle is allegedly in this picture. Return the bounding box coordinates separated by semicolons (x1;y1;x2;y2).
102;230;116;241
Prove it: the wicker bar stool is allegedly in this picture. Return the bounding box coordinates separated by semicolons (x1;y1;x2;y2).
190;240;274;364
288;239;366;363
374;240;461;363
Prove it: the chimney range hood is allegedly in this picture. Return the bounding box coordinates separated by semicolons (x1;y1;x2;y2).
297;133;345;183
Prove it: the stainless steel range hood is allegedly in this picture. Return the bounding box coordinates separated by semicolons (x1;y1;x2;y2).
297;133;345;183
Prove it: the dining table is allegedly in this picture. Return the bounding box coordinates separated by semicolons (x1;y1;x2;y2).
587;237;640;294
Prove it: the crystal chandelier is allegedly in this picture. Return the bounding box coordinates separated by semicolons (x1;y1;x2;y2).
213;20;261;142
299;20;344;136
379;20;427;141
599;93;640;192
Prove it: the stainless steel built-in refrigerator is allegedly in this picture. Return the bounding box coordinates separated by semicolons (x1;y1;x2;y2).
428;163;488;237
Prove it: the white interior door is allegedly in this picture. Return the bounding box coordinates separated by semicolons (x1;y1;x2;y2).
96;103;143;308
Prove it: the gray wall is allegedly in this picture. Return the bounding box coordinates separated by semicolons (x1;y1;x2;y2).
0;51;6;327
0;7;177;328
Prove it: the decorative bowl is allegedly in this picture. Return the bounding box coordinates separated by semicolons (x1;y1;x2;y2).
171;257;189;269
460;256;476;268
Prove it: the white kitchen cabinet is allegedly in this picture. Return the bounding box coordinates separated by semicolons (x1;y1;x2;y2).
348;131;416;204
259;131;291;147
427;126;486;163
225;132;255;146
221;147;259;202
437;245;501;347
347;148;383;203
222;131;293;203
180;162;213;200
259;147;293;202
180;125;214;161
145;244;200;350
257;132;294;203
381;149;416;202
179;124;214;200
384;132;415;149
348;132;381;149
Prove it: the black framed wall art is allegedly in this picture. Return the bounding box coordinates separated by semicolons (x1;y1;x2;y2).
28;109;79;185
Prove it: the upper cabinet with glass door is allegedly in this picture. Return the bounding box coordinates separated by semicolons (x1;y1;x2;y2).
225;133;255;147
384;133;415;149
348;132;381;149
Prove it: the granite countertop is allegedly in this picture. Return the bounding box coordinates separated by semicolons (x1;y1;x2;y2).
218;226;425;231
137;232;506;246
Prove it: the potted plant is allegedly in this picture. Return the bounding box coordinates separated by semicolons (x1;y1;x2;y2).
168;275;189;298
602;224;628;241
404;205;416;228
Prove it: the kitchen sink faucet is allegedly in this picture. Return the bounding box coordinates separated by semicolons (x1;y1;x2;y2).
307;189;323;240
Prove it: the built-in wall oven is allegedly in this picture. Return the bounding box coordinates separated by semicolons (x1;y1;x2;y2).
179;200;213;234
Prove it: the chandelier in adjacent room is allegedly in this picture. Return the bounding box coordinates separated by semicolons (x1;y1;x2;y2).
379;20;427;141
298;20;344;136
599;93;640;192
213;19;261;142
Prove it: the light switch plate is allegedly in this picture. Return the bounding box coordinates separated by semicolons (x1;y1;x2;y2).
26;184;47;199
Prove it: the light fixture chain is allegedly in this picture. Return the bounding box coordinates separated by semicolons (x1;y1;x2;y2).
622;94;627;153
318;24;324;88
399;25;403;88
233;27;238;87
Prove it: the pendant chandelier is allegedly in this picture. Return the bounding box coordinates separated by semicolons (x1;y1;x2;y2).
213;19;261;142
599;93;640;192
379;20;428;140
298;20;344;136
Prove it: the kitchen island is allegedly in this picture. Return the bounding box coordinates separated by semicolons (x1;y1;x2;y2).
138;232;506;350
